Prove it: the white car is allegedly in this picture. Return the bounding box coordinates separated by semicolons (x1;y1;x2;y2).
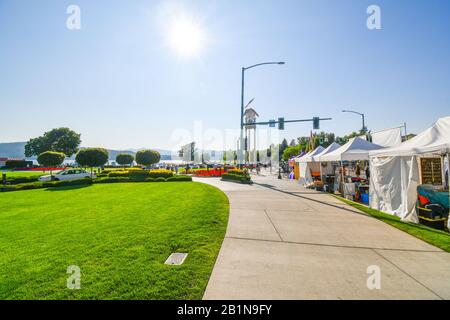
39;169;95;182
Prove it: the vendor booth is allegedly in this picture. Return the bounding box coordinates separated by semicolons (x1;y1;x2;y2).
319;137;383;198
290;152;306;180
369;116;450;229
296;146;324;186
306;142;342;191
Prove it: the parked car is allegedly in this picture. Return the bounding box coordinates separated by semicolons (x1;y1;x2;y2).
38;169;95;182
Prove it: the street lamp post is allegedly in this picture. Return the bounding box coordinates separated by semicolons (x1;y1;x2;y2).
239;62;285;168
342;109;366;136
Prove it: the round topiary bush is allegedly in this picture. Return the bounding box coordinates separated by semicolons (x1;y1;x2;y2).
135;150;160;168
75;148;109;177
37;151;66;168
116;154;134;167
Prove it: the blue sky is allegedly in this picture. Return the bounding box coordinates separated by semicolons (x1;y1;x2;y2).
0;0;449;150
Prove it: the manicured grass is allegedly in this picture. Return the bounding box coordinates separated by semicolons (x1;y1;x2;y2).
0;170;53;177
0;182;229;299
333;195;450;252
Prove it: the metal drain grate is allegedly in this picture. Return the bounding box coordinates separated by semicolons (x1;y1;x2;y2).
164;253;188;265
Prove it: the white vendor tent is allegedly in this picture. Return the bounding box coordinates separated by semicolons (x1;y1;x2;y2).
319;137;383;162
372;126;403;147
369;116;450;225
296;146;325;163
311;142;342;178
311;142;341;162
296;146;325;185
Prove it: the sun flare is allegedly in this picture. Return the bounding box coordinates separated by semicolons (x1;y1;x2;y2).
168;17;205;57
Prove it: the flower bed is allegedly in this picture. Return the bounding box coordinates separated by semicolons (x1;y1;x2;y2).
193;169;224;177
107;169;173;179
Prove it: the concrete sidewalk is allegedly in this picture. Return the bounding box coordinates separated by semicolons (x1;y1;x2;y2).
197;175;450;300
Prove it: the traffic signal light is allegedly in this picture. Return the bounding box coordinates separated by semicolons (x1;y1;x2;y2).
278;117;285;130
313;117;320;130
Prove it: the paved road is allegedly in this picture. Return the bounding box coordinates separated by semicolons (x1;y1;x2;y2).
196;175;450;300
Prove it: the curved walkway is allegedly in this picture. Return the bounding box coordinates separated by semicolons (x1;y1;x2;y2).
196;175;450;300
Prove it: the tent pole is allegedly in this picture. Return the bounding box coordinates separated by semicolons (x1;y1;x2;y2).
446;153;450;189
320;161;323;182
341;160;345;195
446;153;450;230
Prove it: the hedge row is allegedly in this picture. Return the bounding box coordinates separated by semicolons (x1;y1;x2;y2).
101;167;143;174
0;175;192;192
227;169;247;176
108;169;174;179
96;176;192;183
221;173;252;183
3;176;40;185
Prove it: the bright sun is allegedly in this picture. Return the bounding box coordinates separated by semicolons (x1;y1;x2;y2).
168;17;205;57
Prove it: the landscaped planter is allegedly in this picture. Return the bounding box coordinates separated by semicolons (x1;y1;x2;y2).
221;173;253;184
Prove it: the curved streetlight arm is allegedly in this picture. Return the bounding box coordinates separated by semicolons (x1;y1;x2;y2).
244;61;285;70
342;109;363;116
342;109;366;134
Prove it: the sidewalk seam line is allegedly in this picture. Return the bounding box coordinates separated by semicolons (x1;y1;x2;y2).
225;236;443;253
264;209;284;242
372;249;444;300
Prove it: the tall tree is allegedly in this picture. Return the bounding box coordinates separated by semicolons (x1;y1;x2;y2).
25;128;81;157
279;138;289;159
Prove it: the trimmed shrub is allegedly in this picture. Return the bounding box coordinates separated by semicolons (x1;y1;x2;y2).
148;169;173;179
128;170;150;180
42;178;93;188
5;160;29;169
95;177;129;184
1;182;44;192
145;178;156;182
155;177;166;182
166;175;193;182
75;148;109;175
135;150;160;167
222;173;252;183
1;178;92;192
108;171;130;178
102;168;126;174
227;169;246;176
5;176;40;185
37;151;65;168
116;153;134;167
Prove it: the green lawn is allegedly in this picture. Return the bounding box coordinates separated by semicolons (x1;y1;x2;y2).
0;170;53;177
334;195;450;252
0;182;229;299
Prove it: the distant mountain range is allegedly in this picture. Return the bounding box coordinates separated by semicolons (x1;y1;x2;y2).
0;142;175;161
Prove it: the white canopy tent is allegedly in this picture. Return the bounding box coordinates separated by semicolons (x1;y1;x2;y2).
372;126;403;147
296;146;325;163
319;137;383;162
311;142;342;162
311;142;342;179
369;116;450;225
296;146;325;185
